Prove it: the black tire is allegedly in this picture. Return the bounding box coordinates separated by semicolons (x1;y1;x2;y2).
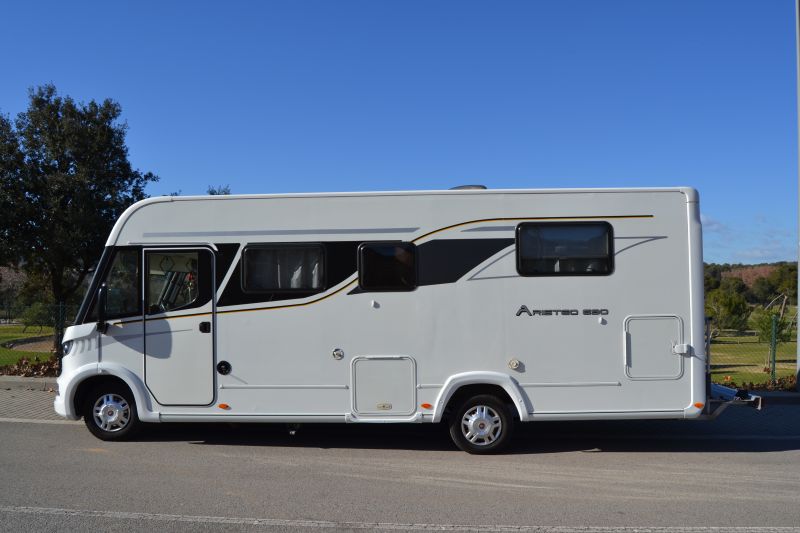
82;382;140;441
448;394;514;454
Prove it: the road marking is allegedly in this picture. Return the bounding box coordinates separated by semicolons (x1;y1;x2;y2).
0;417;80;425
409;475;550;490
1;506;799;532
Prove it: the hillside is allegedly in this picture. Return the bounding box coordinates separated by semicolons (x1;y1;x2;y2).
721;265;778;288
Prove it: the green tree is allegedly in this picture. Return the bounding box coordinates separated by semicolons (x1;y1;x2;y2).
706;288;750;332
719;276;747;296
750;307;792;343
749;276;775;305
768;263;797;305
703;263;722;293
0;85;158;352
207;185;231;195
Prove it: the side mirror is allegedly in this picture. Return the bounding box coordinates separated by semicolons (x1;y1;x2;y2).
96;283;109;334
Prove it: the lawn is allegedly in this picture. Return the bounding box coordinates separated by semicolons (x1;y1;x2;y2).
0;324;54;367
710;335;796;387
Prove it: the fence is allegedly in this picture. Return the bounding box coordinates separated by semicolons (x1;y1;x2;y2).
0;302;79;358
708;317;798;390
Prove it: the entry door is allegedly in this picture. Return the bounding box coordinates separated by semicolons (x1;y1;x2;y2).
144;248;215;406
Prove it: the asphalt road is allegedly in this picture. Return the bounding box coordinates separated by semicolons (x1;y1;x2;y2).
1;389;800;532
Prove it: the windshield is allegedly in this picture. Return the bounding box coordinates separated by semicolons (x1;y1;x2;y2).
75;247;114;324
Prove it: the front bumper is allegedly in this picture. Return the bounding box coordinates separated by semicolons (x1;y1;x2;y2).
53;376;80;420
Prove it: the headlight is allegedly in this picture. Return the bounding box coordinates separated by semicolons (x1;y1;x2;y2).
62;341;73;355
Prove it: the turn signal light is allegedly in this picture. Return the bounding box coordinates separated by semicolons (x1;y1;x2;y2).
420;403;433;410
694;402;704;409
218;403;231;410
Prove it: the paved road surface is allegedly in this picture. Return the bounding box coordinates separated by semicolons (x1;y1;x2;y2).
1;389;799;532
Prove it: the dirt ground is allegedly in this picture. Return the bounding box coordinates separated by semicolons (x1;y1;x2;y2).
10;338;52;353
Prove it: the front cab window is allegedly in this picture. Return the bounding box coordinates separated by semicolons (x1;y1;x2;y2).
90;248;141;320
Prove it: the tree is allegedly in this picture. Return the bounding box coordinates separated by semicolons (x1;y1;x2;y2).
768;263;797;305
703;263;722;293
705;288;750;332
207;185;230;195
749;276;775;305
0;85;158;352
719;276;747;296
750;307;792;343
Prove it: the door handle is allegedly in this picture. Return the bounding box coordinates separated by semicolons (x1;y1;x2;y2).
199;321;211;333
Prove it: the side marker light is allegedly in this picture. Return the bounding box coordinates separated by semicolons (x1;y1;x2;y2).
420;403;433;410
694;402;704;409
219;403;230;410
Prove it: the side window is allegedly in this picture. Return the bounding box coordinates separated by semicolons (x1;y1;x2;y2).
358;242;417;291
101;248;141;319
146;251;210;314
516;222;613;276
242;244;324;293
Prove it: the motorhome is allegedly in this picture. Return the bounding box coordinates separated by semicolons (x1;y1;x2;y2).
54;187;757;453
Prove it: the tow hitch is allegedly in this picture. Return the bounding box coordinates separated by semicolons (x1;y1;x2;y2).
702;383;763;418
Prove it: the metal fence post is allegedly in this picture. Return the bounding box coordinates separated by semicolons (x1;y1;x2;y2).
770;314;778;383
705;317;712;403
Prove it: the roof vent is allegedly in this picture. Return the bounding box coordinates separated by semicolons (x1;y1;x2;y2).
449;184;487;190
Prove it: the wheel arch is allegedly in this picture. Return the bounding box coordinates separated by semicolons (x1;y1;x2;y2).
64;363;158;422
432;371;531;423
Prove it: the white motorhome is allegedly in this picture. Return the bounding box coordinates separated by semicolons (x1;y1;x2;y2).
54;187;756;453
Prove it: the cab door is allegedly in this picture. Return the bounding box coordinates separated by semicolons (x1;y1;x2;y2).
144;248;215;406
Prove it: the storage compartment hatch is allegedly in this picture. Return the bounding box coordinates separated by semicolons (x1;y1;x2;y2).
624;315;685;380
352;356;416;416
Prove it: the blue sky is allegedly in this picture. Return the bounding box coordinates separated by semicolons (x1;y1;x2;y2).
1;1;796;264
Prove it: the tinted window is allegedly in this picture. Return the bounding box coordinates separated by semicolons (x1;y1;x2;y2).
516;222;613;276
358;242;417;291
242;245;324;292
102;248;141;318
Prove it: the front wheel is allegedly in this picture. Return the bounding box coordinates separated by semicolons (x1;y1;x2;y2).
82;383;140;441
448;394;514;454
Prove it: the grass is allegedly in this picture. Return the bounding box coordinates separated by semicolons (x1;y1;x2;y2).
0;324;55;367
710;335;796;387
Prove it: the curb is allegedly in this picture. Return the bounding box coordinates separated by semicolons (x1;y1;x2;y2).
0;376;58;392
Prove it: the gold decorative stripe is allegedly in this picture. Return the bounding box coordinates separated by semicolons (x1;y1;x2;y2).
216;279;358;316
412;215;653;242
112;214;652;321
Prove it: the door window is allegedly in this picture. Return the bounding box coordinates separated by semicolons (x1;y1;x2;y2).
146;250;213;314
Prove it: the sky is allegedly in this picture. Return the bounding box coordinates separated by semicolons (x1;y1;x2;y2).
0;1;796;264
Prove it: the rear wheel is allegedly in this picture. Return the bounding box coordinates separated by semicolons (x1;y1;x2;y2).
448;394;514;454
82;383;140;441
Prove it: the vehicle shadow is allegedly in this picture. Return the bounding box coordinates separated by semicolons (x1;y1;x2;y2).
132;395;800;454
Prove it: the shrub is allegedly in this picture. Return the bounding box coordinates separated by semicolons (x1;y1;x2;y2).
20;303;54;332
750;307;792;343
